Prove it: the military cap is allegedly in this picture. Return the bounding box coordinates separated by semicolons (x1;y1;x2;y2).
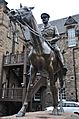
41;13;50;19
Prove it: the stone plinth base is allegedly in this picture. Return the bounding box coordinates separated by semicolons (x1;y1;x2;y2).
0;111;79;119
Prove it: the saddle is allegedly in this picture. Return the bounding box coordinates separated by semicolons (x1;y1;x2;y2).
45;40;59;59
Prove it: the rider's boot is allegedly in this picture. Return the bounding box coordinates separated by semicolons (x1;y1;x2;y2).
57;52;67;75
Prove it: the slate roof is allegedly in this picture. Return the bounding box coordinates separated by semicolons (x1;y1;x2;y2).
38;14;79;34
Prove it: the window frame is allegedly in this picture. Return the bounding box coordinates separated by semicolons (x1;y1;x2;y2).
67;28;76;47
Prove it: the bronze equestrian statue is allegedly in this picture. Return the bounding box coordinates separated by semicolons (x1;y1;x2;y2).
8;6;67;117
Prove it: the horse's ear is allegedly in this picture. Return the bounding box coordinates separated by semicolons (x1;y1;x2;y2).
20;3;22;8
29;7;34;10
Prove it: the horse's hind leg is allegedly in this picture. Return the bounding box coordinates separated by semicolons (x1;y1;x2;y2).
49;73;59;115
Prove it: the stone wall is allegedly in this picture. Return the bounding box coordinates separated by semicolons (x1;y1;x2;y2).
0;7;24;84
57;34;79;101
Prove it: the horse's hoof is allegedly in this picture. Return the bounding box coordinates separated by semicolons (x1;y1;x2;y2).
52;108;59;115
16;111;25;117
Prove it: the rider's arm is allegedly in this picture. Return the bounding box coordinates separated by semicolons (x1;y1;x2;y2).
51;35;60;43
51;26;61;44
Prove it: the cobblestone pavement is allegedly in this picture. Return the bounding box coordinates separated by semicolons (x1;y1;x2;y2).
0;111;79;119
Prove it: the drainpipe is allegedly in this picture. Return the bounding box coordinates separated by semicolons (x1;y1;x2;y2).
12;31;15;54
0;55;4;97
0;55;4;87
72;48;78;102
22;44;28;104
11;21;16;54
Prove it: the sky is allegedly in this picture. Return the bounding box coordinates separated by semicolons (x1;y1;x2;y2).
6;0;79;24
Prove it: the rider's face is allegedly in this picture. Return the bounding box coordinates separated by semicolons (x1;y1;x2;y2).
42;15;49;25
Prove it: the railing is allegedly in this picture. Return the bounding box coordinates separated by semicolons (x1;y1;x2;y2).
0;78;47;102
3;53;24;66
0;88;24;102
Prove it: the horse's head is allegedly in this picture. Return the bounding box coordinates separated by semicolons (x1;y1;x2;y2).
8;6;34;25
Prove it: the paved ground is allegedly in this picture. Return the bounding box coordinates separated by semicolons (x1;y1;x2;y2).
0;111;79;119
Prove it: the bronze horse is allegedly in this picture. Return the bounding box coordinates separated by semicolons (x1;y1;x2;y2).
8;7;66;117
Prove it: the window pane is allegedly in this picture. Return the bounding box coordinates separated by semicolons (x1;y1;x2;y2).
68;28;76;47
68;28;75;38
68;39;76;47
74;104;79;107
59;88;66;99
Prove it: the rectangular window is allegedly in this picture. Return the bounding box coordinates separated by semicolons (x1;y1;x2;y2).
7;30;11;39
14;31;19;43
58;88;66;100
68;28;76;47
33;91;41;101
7;21;12;39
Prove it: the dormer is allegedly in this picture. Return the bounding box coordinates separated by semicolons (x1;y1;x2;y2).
64;16;78;48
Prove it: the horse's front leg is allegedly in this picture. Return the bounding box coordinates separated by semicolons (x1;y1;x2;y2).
48;67;59;115
30;65;37;85
16;65;37;117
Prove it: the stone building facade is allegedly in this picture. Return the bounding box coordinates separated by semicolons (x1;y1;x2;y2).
49;15;79;102
0;0;25;82
0;1;27;115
